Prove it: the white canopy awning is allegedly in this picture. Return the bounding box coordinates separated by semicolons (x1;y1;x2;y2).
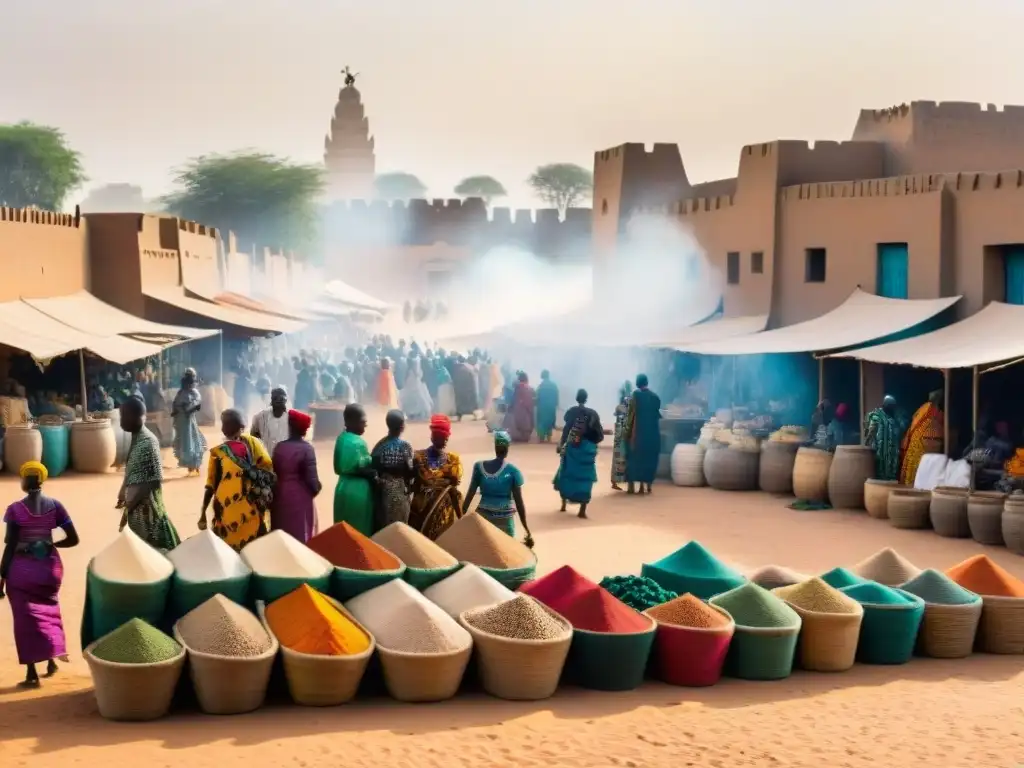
23;291;218;343
323;280;391;312
143;285;305;335
648;314;769;349
0;300;164;365
825;301;1024;369
672;289;960;356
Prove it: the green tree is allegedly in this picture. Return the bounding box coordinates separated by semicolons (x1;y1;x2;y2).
162;152;324;251
527;163;593;216
453;175;507;205
0;122;85;210
374;172;427;201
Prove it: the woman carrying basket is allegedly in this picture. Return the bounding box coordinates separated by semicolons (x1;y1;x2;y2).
409;414;464;540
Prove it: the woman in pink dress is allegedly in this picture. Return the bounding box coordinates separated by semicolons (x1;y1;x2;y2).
0;461;80;688
502;371;536;443
270;410;322;542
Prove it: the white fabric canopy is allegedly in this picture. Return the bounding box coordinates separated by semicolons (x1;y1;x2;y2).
648;314;769;348
0;301;163;364
143;285;305;334
24;291;218;342
323;280;392;312
826;301;1024;369
673;289;960;356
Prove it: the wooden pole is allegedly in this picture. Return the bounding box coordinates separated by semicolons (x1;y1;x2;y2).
79;349;89;422
818;356;824;402
971;365;979;492
943;369;950;457
858;360;865;442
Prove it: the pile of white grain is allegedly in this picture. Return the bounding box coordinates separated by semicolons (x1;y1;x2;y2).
241;530;333;578
423;564;515;619
372;522;458;569
169;530;251;581
90;529;174;583
176;594;272;657
345;579;471;653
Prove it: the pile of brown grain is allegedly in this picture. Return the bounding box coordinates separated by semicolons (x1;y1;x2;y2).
436;512;534;569
773;577;860;614
372;522;458;569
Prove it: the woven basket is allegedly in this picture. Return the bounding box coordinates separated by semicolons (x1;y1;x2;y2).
840;587;925;665
827;445;875;509
404;563;463;591
705;597;801;681
887;489;932;529
563;614;657;691
775;599;863;672
643;604;735;687
640;562;746;601
975;595;1024;655
479;555;537;591
330;565;406;601
930;487;971;538
458;598;573;700
84;636;186;721
864;479;901;520
792;447;832;503
1003;509;1024;556
172;624;279;715
758;441;798;494
82;566;172;648
256;598;375;706
376;643;473;703
703;446;759;491
967;491;1006;546
169;574;251;623
915;598;983;659
670;443;706;487
251;572;332;604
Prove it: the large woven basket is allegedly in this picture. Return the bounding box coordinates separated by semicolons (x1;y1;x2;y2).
256;597;375;705
864;479;901;520
670;443;706;487
404;563;462;591
458;598;573;700
172;623;278;715
967;491;1006;546
827;445;875;509
81;565;172;648
703;446;759;491
643;604;735;687
887;489;932;530
758;441;798;494
84;635;186;721
915;598;983;659
930;487;971;538
714;623;801;680
1003;497;1024;555
840;586;925;665
774;597;864;672
479;554;538;591
792;447;832;503
376;643;473;703
975;595;1024;655
330;564;406;601
563;614;657;691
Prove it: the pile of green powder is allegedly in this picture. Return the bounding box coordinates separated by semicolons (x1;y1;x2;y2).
840;581;917;606
91;618;182;664
820;567;869;590
900;569;979;605
710;582;799;628
599;575;677;612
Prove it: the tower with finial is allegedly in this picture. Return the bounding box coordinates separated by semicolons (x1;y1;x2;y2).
324;66;376;200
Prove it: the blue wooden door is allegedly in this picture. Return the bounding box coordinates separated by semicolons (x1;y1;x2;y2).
876;243;909;299
1005;247;1024;305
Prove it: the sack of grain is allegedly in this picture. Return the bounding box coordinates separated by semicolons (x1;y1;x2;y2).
173;595;278;715
241;530;334;603
81;529;175;648
435;512;537;589
84;618;186;721
373;522;461;591
167;530;252;621
345;579;472;702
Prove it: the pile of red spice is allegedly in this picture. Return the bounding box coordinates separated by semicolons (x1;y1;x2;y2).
521;565;650;633
307;522;401;571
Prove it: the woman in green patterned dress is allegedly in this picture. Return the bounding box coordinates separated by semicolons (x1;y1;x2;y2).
864;395;902;481
116;396;181;551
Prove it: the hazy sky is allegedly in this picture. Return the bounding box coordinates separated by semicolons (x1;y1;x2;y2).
3;0;1022;210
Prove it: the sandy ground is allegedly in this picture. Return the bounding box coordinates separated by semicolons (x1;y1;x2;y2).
1;412;1023;768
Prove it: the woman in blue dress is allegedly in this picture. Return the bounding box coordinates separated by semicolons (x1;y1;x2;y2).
554;389;604;518
170;368;206;476
623;373;662;495
462;430;533;547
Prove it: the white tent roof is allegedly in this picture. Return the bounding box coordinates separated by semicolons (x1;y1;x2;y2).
143;285;305;334
647;314;769;348
23;291;217;342
672;289;960;356
826;301;1024;369
323;280;391;312
0;300;164;365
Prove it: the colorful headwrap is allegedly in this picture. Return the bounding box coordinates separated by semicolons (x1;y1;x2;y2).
429;414;452;438
288;409;312;437
493;430;512;447
20;460;48;484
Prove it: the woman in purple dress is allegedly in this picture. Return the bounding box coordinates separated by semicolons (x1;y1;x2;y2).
270;410;322;542
0;461;80;688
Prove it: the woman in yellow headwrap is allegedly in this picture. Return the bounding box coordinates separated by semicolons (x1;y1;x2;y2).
0;461;79;688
